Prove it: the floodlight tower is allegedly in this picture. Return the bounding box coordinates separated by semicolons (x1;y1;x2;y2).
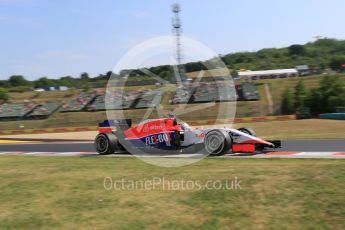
172;3;186;82
314;36;323;71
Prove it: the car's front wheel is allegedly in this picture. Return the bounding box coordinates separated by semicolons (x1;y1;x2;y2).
95;133;119;155
238;127;256;136
204;130;232;156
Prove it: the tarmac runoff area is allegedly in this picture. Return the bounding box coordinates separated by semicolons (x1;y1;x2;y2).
0;139;344;158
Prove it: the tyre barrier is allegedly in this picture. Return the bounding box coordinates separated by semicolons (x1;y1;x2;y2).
319;113;345;120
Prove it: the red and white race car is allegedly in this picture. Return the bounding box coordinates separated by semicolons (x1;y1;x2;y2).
95;118;281;155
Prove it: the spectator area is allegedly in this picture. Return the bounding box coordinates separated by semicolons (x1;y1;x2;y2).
171;86;196;104
87;91;130;111
192;83;237;103
27;102;62;118
133;90;164;109
87;91;140;111
87;94;106;111
171;82;238;104
0;82;259;121
122;91;142;109
0;103;37;119
61;92;96;112
87;90;165;111
238;83;260;100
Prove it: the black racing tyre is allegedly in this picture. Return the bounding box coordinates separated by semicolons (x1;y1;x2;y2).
204;130;232;156
238;127;256;137
95;133;119;155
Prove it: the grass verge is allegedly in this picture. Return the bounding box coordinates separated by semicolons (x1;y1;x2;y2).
0;156;344;229
233;119;345;140
0;119;344;141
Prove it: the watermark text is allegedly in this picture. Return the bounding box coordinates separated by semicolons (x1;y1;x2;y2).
103;177;242;191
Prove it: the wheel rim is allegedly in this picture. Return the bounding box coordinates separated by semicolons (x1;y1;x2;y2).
96;136;108;153
205;132;224;154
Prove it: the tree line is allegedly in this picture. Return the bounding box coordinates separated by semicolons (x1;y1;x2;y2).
1;38;345;90
1;38;345;104
0;72;110;90
281;76;345;116
221;38;345;72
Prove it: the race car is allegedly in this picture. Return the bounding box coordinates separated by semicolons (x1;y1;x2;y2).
94;118;281;155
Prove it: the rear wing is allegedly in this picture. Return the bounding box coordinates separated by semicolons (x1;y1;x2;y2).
98;119;132;133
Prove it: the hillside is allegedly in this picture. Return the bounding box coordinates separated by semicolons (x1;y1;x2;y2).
1;74;344;130
0;38;345;91
126;38;345;80
220;38;345;71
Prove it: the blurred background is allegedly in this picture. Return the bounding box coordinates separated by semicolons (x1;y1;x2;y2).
0;0;344;130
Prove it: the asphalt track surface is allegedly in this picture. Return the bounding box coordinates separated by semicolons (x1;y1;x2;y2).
0;140;344;153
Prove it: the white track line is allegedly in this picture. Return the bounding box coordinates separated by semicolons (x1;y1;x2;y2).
254;151;345;158
295;152;334;156
23;152;42;155
0;151;344;158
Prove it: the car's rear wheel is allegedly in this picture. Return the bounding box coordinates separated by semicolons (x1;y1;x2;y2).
238;127;256;136
204;130;232;156
95;133;119;155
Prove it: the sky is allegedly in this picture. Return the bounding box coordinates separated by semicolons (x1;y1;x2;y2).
1;0;345;80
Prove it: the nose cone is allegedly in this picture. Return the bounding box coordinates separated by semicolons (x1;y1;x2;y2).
243;138;274;146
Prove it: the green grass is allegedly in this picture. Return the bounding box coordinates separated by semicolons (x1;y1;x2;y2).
0;156;345;229
251;74;345;105
233;119;345;140
9;89;81;103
